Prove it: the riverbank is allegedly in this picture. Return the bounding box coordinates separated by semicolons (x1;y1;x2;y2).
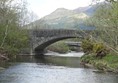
80;53;118;73
0;48;9;61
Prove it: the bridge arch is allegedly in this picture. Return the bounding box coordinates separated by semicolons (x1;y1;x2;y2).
34;36;79;54
31;29;84;54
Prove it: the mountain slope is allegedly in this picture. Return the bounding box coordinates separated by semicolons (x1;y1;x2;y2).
32;8;89;29
28;4;101;30
74;5;98;16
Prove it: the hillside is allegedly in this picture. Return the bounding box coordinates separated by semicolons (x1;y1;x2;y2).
28;5;100;30
74;5;98;16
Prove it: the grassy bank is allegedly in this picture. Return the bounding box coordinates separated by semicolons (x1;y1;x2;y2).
81;53;118;73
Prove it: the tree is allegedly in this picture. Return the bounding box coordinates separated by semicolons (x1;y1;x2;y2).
0;0;30;56
86;2;118;54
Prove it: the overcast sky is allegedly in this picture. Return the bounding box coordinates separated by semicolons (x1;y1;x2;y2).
27;0;104;18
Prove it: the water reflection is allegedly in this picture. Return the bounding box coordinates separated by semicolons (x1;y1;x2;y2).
0;63;118;83
9;52;83;68
0;52;118;83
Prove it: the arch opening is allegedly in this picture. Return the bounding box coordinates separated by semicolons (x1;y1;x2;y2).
34;36;80;54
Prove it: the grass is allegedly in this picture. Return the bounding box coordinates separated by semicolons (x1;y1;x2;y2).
81;53;118;73
102;53;118;70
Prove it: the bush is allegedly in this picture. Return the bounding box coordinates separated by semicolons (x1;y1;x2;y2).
93;43;110;58
81;38;110;58
46;41;69;53
81;54;95;63
81;38;94;54
93;43;105;53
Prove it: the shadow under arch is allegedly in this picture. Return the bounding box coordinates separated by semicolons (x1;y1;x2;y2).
34;36;80;55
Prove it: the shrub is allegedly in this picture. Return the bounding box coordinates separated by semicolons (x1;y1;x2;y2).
93;43;105;53
46;41;69;53
81;54;95;63
81;38;110;59
81;38;94;54
93;43;110;58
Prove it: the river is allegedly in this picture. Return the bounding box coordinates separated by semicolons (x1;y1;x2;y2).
0;52;118;83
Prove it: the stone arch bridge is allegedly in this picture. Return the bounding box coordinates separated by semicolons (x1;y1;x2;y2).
30;29;84;54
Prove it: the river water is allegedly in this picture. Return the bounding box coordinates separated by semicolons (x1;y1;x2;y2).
0;52;118;83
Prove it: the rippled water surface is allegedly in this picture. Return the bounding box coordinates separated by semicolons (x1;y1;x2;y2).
0;52;118;83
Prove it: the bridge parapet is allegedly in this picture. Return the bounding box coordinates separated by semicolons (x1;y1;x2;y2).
33;29;78;37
